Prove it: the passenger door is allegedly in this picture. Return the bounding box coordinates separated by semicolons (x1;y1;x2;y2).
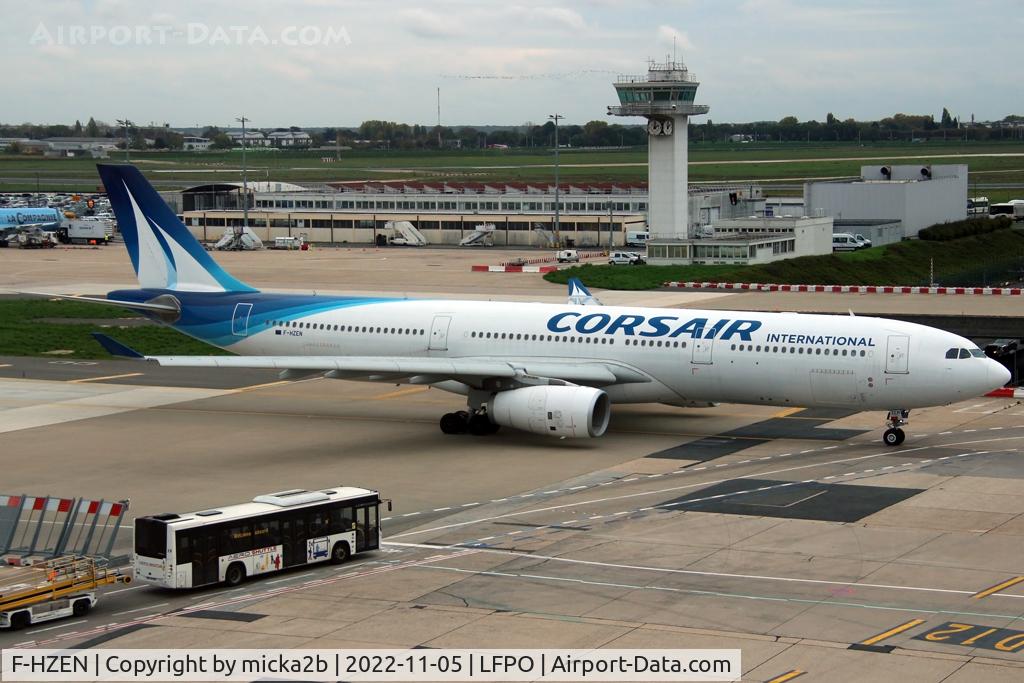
885;335;910;374
692;336;714;365
231;303;253;337
429;315;452;351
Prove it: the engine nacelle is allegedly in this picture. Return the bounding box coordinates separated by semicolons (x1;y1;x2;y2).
490;386;611;438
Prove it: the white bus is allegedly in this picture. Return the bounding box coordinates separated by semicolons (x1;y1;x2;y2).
133;487;385;589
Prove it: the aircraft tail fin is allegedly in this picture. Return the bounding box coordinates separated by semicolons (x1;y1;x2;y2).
567;277;601;306
96;164;257;293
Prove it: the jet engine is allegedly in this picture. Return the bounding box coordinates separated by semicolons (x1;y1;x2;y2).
490;386;610;438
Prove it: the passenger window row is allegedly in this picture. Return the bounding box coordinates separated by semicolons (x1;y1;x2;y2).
469;331;616;346
731;343;868;357
270;320;426;336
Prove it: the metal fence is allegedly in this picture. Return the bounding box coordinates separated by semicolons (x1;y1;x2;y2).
0;494;130;565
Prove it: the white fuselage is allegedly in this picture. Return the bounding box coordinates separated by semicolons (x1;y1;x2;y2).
223;299;1004;411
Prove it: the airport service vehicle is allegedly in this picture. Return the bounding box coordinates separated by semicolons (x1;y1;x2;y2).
968;196;990;216
832;233;864;252
853;234;872;248
57;220;112;245
556;249;580;263
608;250;645;265
625;230;649;247
0;556;130;630
133;487;384;588
989;201;1024;221
36;165;1010;447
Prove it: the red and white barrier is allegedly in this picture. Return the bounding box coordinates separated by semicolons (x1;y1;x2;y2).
986;387;1024;399
664;282;1024;296
472;265;558;273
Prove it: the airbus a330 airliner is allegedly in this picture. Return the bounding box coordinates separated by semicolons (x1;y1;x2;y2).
41;165;1010;445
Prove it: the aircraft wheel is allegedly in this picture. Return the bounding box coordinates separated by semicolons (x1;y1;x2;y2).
440;412;468;435
468;414;494;436
883;428;905;447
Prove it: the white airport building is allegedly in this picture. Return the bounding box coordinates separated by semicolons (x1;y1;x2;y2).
804;164;968;239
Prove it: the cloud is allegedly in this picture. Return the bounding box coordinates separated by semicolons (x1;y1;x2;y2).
399;8;463;39
656;25;694;54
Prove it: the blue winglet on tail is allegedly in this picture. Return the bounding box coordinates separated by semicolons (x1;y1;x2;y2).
97;164;257;293
91;333;144;359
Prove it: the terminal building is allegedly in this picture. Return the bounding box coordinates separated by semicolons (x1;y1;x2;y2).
178;180;761;248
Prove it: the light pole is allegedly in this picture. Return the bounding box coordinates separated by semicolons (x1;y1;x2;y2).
116;119;134;162
235;115;250;231
549;113;562;244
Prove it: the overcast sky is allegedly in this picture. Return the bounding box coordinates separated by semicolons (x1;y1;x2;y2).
3;0;1020;128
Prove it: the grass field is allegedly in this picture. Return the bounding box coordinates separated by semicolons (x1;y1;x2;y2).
546;228;1024;290
2;141;1023;195
0;298;230;358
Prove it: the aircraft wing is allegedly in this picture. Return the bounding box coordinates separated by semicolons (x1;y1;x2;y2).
137;355;648;386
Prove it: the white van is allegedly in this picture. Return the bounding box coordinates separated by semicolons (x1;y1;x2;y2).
832;233;862;252
625;230;649;247
556;249;579;263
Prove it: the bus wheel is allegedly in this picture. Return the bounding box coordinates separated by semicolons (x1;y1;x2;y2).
224;562;246;587
330;542;350;564
73;599;91;617
10;611;30;630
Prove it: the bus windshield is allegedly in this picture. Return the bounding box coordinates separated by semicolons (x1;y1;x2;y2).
134;517;167;559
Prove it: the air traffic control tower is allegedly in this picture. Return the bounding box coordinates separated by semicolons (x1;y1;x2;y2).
609;59;708;238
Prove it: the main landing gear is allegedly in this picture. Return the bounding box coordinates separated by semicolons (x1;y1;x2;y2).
440;410;500;436
883;409;909;446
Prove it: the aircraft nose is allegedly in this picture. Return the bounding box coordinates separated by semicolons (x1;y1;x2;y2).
989;360;1012;389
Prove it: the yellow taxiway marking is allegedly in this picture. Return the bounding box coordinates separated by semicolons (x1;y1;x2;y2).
973;575;1024;599
231;380;293;393
766;670;805;683
773;407;804;418
69;372;143;384
373;385;430;401
860;618;926;645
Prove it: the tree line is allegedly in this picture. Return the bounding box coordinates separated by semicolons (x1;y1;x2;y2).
2;110;1022;152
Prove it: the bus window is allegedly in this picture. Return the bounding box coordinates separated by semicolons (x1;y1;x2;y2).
366;505;379;550
253;518;280;548
309;510;328;537
329;505;353;534
134;518;168;559
176;529;192;564
222;524;254;555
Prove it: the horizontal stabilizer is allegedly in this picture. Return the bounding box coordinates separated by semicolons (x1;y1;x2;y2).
20;291;180;313
91;333;144;359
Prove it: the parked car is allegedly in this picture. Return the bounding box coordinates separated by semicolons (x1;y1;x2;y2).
609;250;645;265
853;234;872;248
556;249;580;263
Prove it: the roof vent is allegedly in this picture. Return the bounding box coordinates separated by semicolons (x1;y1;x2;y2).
195;510;222;517
254;489;330;507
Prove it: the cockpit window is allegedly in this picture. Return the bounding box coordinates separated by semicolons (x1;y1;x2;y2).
945;348;959;359
970;348;986;358
959;348;972;359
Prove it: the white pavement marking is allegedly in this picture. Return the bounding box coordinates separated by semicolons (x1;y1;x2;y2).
27;619;87;634
386;539;1010;600
114;603;169;616
105;585;144;596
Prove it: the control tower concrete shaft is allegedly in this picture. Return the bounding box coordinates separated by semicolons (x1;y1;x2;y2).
609;60;708;239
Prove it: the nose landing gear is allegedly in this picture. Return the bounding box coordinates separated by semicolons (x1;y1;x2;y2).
883;409;909;446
